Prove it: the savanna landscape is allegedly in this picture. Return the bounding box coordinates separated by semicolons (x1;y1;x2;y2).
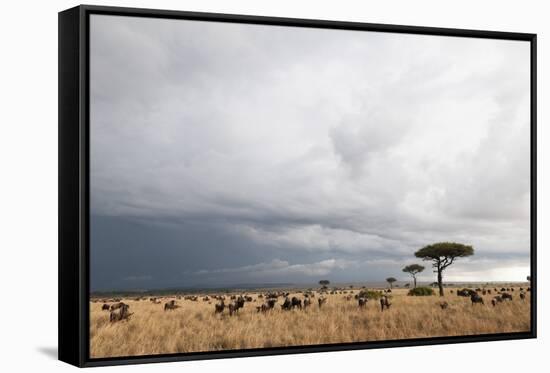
90;281;531;358
88;18;533;360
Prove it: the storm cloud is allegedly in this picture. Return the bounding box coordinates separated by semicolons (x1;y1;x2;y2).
89;15;531;291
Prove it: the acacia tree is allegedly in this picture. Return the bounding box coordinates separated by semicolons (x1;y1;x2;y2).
386;277;397;289
319;280;330;289
415;242;474;296
402;264;425;288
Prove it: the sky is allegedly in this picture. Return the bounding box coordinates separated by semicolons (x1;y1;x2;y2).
89;15;531;292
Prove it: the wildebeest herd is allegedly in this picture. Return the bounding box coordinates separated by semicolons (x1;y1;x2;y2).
454;287;530;306
90;284;531;358
95;284;531;325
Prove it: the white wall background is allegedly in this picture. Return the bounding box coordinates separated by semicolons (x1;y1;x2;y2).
0;0;545;371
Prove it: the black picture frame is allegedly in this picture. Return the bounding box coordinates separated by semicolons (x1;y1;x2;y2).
59;4;537;368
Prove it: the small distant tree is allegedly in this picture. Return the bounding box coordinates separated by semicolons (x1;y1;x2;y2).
386;277;397;289
415;242;474;296
402;264;425;288
319;280;330;289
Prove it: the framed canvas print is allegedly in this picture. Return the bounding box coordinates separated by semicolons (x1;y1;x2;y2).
58;5;537;367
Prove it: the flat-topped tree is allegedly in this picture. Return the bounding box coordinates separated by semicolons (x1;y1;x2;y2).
386;277;397;289
415;242;474;296
402;264;425;288
319;280;330;289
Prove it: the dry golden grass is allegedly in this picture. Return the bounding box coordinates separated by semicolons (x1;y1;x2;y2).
90;288;531;358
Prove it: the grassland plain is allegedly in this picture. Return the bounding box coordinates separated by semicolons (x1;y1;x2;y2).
90;287;531;358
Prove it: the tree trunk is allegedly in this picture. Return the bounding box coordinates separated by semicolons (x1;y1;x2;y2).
413;276;417;289
437;270;444;296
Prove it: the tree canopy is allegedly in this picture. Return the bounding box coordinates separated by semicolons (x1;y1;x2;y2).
415;242;474;296
402;264;425;275
402;264;425;288
319;280;330;286
415;242;474;264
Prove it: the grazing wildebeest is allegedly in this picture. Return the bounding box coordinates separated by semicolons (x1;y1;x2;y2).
470;293;484;305
380;296;391;311
487;289;492;294
256;298;277;313
527;287;531;292
164;300;179;311
215;300;225;314
281;297;292;311
520;292;526;301
110;303;132;322
482;290;487;295
501;293;513;301
318;297;327;309
228;297;246;316
303;298;312;309
450;290;454;294
501;287;507;292
439;301;449;310
203;296;210;301
358;297;368;308
101;304;110;311
457;288;476;297
245;296;253;302
291;297;302;310
110;302;128;311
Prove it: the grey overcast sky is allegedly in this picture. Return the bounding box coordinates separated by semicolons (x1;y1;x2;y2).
89;15;531;292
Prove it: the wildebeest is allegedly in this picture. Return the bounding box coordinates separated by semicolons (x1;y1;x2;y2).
228;297;246;316
256;298;277;313
457;288;477;297
164;300;179;311
358;297;368;308
380;296;391;311
109;303;132;322
501;293;513;301
110;302;128;311
520;292;526;301
215;300;225;314
281;297;292;311
439;301;449;310
303;298;312;309
318;297;327;309
492;295;503;306
470;293;484;305
101;304;110;311
291;297;302;310
203;296;210;301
